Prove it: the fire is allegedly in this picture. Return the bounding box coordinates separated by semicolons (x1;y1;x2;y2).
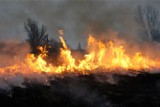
0;34;160;76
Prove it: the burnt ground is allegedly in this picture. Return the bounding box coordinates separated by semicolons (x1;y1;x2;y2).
0;72;160;107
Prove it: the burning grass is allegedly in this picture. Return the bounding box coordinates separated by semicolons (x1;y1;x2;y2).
1;34;160;75
0;32;159;89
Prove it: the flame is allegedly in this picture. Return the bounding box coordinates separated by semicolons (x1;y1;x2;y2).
0;34;160;76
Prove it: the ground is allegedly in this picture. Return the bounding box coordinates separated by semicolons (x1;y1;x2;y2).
0;72;160;107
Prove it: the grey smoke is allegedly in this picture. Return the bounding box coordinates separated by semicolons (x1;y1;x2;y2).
0;0;159;49
0;42;29;67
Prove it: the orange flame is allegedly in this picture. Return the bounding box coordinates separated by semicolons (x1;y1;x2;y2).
0;34;160;76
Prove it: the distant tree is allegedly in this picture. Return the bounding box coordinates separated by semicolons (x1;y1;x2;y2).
24;18;48;55
77;43;82;50
136;5;160;42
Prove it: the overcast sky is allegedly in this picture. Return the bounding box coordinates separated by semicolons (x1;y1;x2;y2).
0;0;159;48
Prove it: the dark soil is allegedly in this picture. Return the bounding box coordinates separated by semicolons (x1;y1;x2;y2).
0;72;160;107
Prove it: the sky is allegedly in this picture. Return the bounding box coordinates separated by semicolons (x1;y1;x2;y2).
0;0;159;48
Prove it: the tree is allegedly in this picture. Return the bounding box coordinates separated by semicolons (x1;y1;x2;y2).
24;18;64;65
24;18;48;55
136;5;160;42
77;43;82;50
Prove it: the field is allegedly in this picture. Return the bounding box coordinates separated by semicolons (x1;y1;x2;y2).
0;72;160;107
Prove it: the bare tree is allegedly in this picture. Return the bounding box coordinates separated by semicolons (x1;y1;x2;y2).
136;5;160;42
24;18;49;54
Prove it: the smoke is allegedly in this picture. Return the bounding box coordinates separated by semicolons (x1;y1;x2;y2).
0;69;49;90
0;0;160;91
0;1;160;106
0;42;50;89
0;0;159;49
0;42;29;67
